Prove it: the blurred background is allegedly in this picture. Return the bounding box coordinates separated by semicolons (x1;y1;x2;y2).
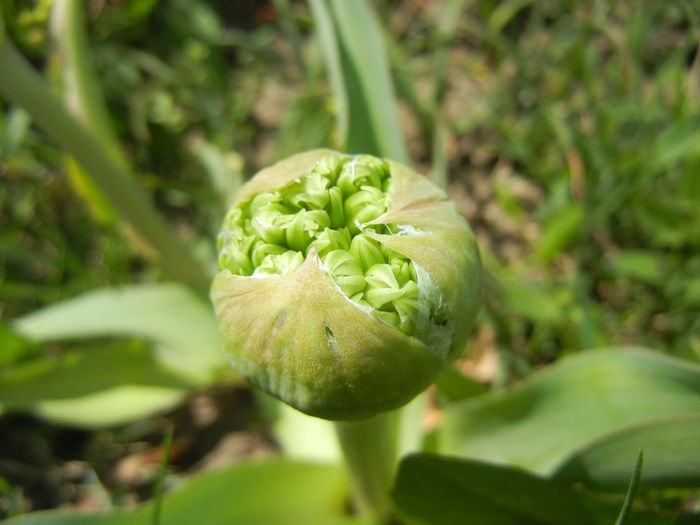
1;0;700;518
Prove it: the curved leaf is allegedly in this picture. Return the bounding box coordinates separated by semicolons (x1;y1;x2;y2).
13;284;223;384
0;341;191;427
7;459;368;525
439;348;700;475
392;453;669;525
555;414;700;491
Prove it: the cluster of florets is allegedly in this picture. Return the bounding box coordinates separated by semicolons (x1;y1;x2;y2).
218;154;424;335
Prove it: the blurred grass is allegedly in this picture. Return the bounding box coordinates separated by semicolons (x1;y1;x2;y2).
2;0;699;368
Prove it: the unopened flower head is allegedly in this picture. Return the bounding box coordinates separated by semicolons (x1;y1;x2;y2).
211;150;482;420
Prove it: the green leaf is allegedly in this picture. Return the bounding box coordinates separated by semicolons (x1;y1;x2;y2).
309;0;408;161
555;414;700;491
609;250;663;284
439;348;700;475
0;106;31;161
435;365;488;405
0;321;36;366
7;460;367;525
259;393;340;463
499;279;562;324
536;204;584;262
3;284;226;426
391;453;666;525
0;341;192;427
13;283;223;384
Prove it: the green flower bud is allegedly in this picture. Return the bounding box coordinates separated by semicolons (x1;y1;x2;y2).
211;149;482;420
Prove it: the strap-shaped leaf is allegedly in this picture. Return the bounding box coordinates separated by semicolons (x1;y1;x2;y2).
439;348;700;475
5;460;367;525
13;283;223;383
0;341;191;427
391;453;669;525
555;414;700;491
309;0;408;161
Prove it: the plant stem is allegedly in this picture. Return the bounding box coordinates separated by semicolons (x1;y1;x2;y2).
0;39;211;290
334;409;400;518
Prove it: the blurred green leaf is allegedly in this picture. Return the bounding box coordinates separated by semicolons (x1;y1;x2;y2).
13;284;223;384
0;106;31;161
536;204;584;262
681;277;700;307
499;280;562;324
439;348;700;475
7;459;366;525
0;321;36;366
0;340;191;427
641;117;700;177
555;414;700;491
435;365;488;405
609;250;663;284
310;0;408;161
488;0;535;35
188;138;244;212
392;453;666;525
259;393;340;463
123;0;158;20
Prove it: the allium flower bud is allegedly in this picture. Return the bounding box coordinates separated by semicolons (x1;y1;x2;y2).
211;150;482;420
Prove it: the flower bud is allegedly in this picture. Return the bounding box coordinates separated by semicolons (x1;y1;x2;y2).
211;149;482;420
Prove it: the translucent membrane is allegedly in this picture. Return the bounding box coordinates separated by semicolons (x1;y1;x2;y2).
217;154;428;335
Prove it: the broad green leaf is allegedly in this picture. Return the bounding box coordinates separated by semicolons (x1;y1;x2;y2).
0;341;192;427
555;414;700;491
439;348;700;475
310;0;408;161
7;459;368;525
392;453;667;525
13;283;223;384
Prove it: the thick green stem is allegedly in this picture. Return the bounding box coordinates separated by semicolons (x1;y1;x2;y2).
334;409;400;517
0;39;211;290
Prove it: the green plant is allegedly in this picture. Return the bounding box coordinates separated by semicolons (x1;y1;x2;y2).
211;148;481;515
1;1;700;524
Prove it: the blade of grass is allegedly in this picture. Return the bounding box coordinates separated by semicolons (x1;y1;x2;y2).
614;449;643;525
310;0;408;161
152;425;175;525
0;39;210;290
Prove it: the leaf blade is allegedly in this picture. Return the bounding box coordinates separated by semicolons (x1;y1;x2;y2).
439;348;700;475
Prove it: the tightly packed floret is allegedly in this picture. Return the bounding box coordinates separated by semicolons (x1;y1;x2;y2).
218;154;430;335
